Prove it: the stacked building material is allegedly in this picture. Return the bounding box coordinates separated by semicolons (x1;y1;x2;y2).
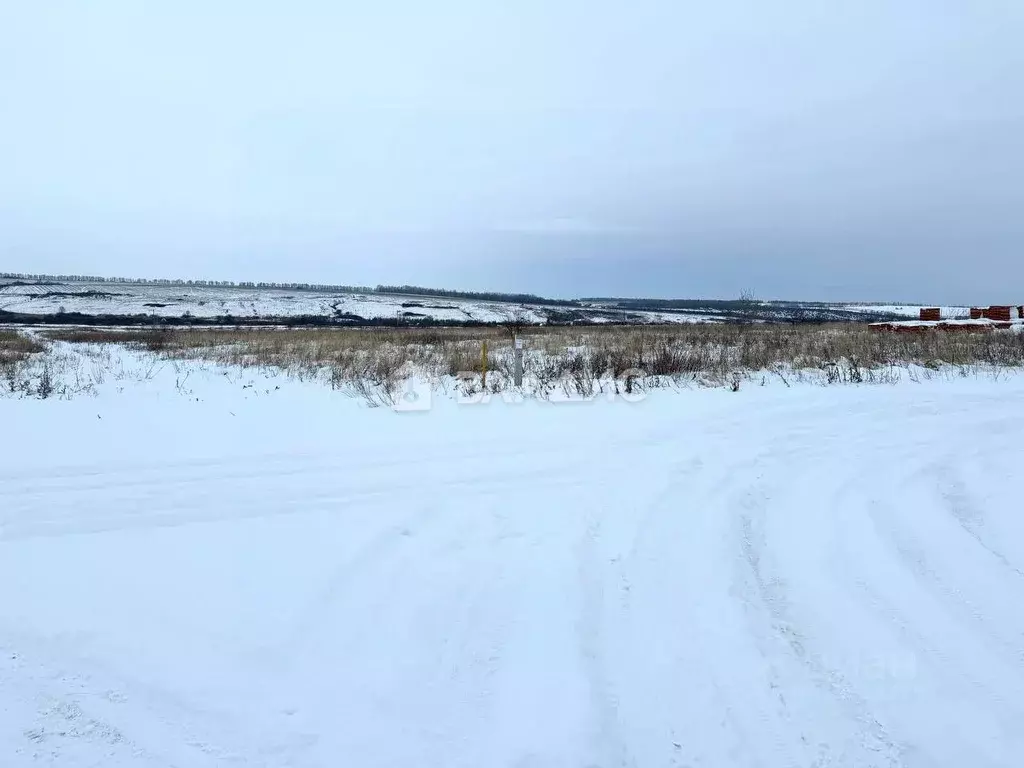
941;323;996;332
871;303;1022;333
983;306;1014;322
869;321;995;333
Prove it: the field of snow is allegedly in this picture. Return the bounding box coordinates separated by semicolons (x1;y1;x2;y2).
0;279;939;325
3;351;1024;766
0;281;551;324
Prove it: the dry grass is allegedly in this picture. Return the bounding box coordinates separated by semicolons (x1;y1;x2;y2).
8;323;1024;402
4;330;166;399
42;328;173;348
0;330;45;364
1;330;55;398
41;323;1024;391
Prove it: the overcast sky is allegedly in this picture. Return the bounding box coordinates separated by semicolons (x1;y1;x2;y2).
2;1;1022;302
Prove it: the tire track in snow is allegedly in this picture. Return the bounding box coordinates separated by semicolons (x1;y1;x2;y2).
281;525;427;650
833;461;1024;765
258;477;587;767
601;451;773;767
577;506;633;768
932;465;1024;580
737;496;904;767
0;432;666;493
0;460;583;541
800;419;1024;765
593;456;708;765
726;427;911;768
869;497;1024;686
0;449;503;494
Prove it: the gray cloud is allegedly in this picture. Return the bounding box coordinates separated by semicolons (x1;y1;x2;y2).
2;1;1022;303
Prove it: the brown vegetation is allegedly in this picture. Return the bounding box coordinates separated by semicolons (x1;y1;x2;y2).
0;330;44;364
42;323;1024;389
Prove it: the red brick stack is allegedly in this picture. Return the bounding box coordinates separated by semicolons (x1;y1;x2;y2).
970;307;983;319
983;305;1013;322
942;323;993;333
919;307;941;321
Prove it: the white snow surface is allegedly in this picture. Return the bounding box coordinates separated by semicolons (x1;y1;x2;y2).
0;282;715;325
0;282;550;324
3;357;1024;766
1;280;953;324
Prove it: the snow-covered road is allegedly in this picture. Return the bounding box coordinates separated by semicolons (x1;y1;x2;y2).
3;370;1024;767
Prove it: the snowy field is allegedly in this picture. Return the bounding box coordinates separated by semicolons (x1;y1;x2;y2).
0;281;549;323
0;278;950;325
0;280;706;325
3;351;1024;767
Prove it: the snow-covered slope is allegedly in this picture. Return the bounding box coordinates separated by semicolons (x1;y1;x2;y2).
0;278;944;324
2;355;1023;766
0;281;550;323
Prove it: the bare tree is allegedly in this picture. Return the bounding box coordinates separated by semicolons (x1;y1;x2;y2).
502;308;531;340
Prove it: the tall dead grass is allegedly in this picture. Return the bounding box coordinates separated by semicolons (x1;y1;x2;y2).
0;330;60;397
0;330;44;364
42;323;1024;393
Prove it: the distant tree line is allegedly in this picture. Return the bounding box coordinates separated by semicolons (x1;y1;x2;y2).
0;273;576;306
0;272;374;293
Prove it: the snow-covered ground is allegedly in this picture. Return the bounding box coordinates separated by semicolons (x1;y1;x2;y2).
3;351;1024;766
0;281;551;324
0;279;950;325
0;280;713;326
